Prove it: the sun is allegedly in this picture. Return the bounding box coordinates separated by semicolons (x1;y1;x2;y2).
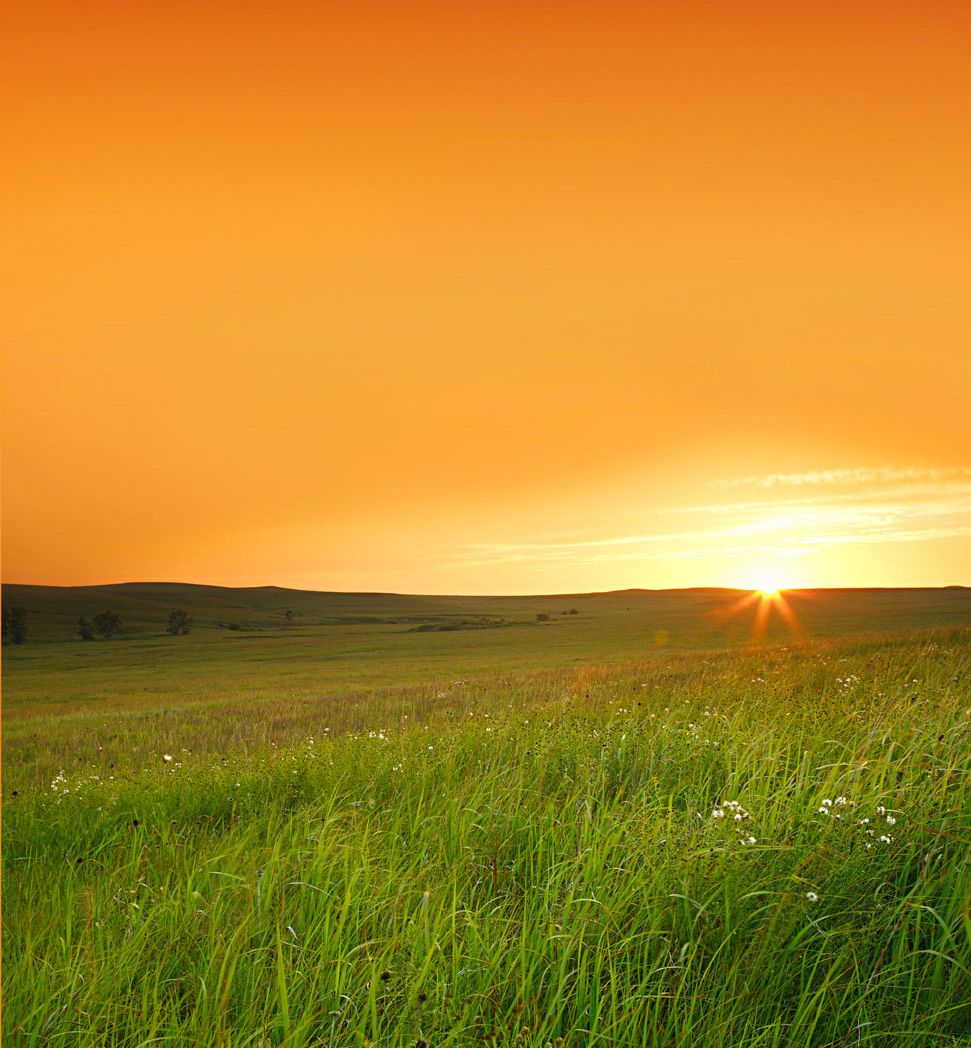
751;575;785;598
718;566;804;643
732;556;799;598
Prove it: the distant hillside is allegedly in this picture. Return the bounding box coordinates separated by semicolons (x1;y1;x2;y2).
2;581;968;644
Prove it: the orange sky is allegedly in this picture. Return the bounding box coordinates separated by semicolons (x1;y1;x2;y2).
3;0;970;592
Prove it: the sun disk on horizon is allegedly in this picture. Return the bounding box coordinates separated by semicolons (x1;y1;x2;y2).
752;575;785;598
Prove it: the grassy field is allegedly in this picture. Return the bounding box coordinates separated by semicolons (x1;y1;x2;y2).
2;585;970;1045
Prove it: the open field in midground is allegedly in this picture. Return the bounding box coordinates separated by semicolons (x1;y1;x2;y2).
3;584;969;783
2;586;970;1046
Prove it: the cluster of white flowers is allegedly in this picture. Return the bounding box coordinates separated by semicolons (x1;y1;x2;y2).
49;769;109;798
675;717;718;748
817;796;899;849
817;796;854;818
711;800;757;846
861;810;897;848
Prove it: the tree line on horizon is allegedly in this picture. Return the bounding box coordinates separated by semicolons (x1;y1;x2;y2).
1;607;195;644
77;609;193;640
2;605;575;644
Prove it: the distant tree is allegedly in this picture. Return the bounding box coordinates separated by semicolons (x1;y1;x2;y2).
2;606;27;644
167;609;192;636
284;609;295;626
568;609;579;615
78;616;95;641
93;610;122;639
536;613;550;622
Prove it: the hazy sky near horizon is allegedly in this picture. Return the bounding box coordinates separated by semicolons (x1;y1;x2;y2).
3;0;970;592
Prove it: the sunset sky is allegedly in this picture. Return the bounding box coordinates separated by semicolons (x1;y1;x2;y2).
3;0;970;592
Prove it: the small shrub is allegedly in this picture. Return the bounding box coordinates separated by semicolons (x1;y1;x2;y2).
93;610;121;639
167;610;192;636
2;606;27;644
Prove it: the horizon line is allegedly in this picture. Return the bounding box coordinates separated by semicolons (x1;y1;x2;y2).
2;579;969;599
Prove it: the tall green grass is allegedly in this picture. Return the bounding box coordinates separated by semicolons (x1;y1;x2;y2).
3;630;970;1046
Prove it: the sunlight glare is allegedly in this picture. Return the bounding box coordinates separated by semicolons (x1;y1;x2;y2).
752;576;784;599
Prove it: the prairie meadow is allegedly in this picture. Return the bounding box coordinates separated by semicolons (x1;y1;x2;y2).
3;587;969;1046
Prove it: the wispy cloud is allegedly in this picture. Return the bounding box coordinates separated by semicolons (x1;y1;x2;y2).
664;480;971;517
711;466;971;489
448;465;971;572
